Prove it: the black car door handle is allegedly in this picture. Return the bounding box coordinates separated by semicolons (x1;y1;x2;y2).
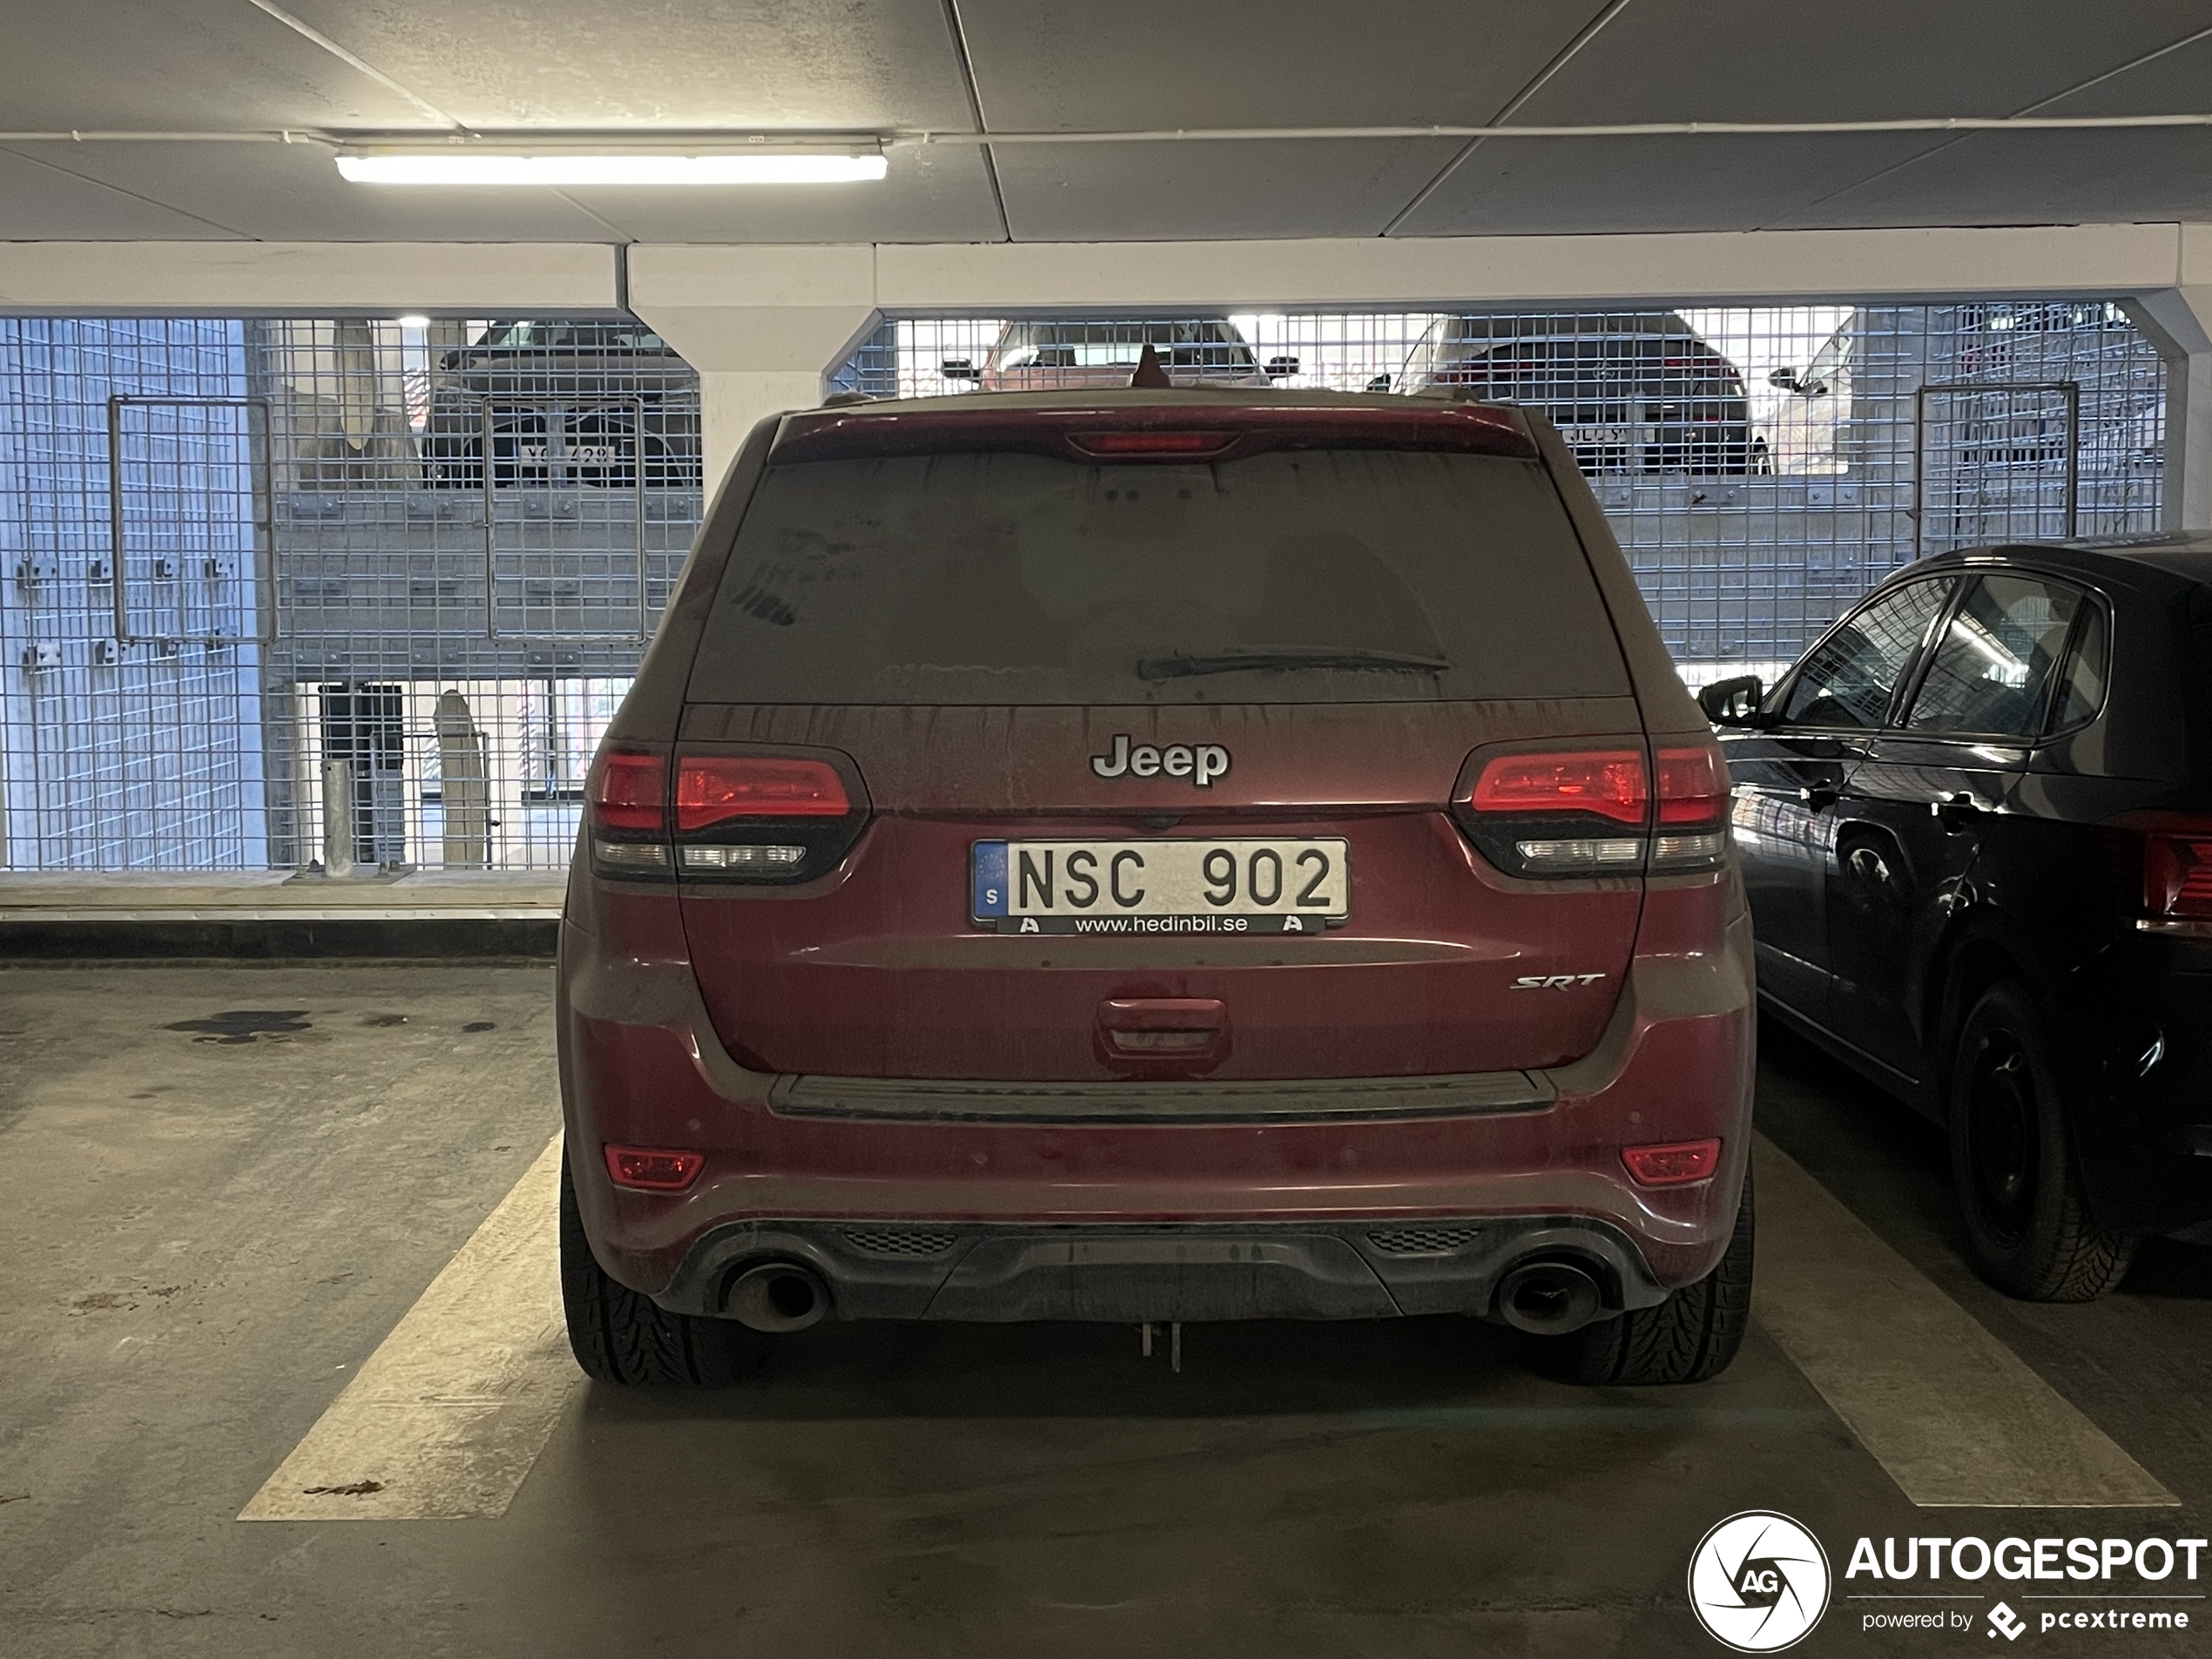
1933;792;1982;829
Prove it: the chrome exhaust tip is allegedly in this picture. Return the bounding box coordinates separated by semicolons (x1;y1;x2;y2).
725;1262;829;1332
1495;1258;1604;1336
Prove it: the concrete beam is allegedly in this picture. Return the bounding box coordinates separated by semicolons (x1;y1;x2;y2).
0;224;2201;318
2121;226;2212;532
0;242;617;314
624;246;882;491
878;224;2193;312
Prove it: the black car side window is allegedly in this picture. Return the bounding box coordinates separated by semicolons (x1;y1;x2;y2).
2049;600;2110;731
1904;575;2080;738
1779;578;1950;729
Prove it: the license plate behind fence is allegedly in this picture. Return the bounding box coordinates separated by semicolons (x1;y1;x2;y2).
971;838;1349;935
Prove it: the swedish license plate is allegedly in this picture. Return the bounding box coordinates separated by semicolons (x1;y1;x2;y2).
971;838;1349;935
1560;424;1633;446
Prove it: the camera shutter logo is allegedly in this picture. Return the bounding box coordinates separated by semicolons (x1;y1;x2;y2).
1687;1511;1831;1652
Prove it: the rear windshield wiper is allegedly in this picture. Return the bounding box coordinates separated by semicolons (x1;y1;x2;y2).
1136;647;1453;681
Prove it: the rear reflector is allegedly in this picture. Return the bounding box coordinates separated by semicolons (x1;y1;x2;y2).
1622;1139;1721;1186
589;751;665;832
604;1145;705;1191
676;756;850;829
1470;751;1648;825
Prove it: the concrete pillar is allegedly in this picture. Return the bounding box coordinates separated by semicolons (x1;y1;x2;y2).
2125;228;2212;534
625;246;882;495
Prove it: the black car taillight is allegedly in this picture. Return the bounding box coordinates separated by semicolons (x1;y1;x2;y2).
1453;741;1731;879
671;752;869;884
2114;814;2212;935
586;748;671;878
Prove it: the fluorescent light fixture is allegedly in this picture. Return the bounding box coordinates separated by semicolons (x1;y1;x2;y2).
395;313;430;327
336;149;887;186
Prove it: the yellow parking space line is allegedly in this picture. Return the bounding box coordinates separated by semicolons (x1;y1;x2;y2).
239;1133;575;1521
1752;1133;2175;1508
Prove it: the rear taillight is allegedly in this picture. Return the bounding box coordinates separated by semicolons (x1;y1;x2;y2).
671;750;868;884
677;756;849;828
587;749;670;878
2121;814;2212;934
1650;743;1731;873
1456;741;1731;879
585;746;868;885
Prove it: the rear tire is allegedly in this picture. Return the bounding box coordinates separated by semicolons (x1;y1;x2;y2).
1949;981;2134;1301
1547;1164;1754;1386
559;1154;773;1386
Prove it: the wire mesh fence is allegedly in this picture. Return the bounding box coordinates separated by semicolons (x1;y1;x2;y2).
0;299;2171;874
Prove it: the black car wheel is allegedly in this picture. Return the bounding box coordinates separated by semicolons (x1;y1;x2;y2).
1544;1163;1753;1386
1949;981;2133;1301
559;1152;773;1386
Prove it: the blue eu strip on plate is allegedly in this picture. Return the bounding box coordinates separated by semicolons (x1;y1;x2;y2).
971;840;1009;918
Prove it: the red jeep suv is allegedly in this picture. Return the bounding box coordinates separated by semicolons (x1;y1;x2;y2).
556;386;1757;1387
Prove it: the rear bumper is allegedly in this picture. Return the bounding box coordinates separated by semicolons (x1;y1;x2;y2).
557;882;1757;1315
650;1216;1670;1322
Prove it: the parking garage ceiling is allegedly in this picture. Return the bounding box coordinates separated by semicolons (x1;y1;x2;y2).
3;0;2212;241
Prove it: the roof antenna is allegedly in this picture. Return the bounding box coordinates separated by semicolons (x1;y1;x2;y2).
1128;342;1174;389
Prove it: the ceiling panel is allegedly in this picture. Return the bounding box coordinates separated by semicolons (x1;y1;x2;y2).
956;0;1607;131
561;143;1004;241
279;0;978;132
1766;128;2212;229
5;141;624;241
1396;133;1945;236
992;138;1463;241
0;0;431;130
1512;0;2212;123
2033;33;2212;114
0;148;251;239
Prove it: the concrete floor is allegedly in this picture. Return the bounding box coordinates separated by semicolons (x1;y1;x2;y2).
2;963;2208;1657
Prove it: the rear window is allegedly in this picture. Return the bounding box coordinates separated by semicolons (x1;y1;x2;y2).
686;448;1629;705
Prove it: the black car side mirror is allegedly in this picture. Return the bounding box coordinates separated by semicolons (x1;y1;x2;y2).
1767;368;1801;391
1365;374;1393;393
1698;675;1766;726
1265;355;1300;379
940;359;980;381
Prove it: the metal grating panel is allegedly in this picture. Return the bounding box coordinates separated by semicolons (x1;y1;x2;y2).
0;300;2168;874
837;303;2166;688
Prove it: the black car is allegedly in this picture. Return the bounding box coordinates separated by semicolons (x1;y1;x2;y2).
421;320;702;489
1390;313;1768;476
1703;535;2212;1300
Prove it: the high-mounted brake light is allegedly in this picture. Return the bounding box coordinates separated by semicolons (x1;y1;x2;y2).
1469;751;1648;826
604;1144;704;1191
676;756;850;830
1067;429;1236;458
1622;1139;1721;1186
